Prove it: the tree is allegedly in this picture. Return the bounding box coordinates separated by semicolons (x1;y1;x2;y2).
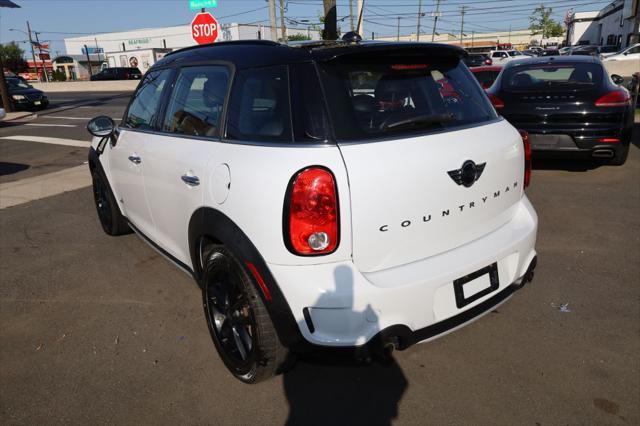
287;34;311;42
529;4;565;39
0;42;28;74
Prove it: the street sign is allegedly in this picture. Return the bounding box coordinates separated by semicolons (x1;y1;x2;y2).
189;0;217;10
191;12;219;45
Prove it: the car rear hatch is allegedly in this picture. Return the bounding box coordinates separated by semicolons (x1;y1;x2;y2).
316;46;526;273
496;61;624;143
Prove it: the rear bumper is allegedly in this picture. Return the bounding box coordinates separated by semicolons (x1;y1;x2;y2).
268;196;538;349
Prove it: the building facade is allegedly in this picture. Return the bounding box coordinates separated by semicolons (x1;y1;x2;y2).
61;23;321;75
566;0;639;47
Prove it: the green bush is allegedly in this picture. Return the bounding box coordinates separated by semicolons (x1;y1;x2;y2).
51;70;66;82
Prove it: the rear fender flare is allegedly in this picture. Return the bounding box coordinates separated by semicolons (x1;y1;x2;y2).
188;207;304;349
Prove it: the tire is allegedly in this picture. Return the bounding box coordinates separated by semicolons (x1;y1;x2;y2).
609;145;629;166
90;166;131;236
202;247;289;383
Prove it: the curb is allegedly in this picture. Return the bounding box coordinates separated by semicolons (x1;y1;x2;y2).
3;112;38;122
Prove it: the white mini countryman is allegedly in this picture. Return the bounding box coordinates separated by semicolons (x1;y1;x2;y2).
87;38;538;383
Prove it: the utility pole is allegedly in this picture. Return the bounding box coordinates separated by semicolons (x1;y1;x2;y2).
349;0;354;32
471;30;475;47
397;17;401;41
459;6;468;46
279;0;287;42
357;0;364;36
416;0;423;41
268;0;277;41
508;25;511;43
26;21;40;82
431;0;442;42
84;44;93;77
0;54;12;112
323;0;337;40
34;31;49;82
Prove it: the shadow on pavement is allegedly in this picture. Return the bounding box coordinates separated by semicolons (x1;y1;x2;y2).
283;265;408;426
0;162;30;176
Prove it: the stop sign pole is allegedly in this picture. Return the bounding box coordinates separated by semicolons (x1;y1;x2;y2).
191;11;219;44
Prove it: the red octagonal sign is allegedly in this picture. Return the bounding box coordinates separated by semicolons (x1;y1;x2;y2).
191;12;219;45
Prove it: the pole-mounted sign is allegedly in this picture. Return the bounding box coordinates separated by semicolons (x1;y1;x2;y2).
191;12;219;44
189;0;217;10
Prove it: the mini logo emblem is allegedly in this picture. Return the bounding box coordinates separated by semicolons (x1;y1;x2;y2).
447;160;486;188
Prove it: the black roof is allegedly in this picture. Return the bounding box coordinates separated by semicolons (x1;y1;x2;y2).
153;40;466;70
502;54;599;69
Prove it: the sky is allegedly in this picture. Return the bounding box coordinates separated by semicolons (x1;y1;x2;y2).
0;0;616;58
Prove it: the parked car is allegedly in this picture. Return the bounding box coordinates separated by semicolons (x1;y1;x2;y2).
90;67;142;81
87;40;538;383
559;46;573;55
486;56;633;165
528;46;545;55
522;49;539;57
488;49;528;65
6;77;48;110
541;49;560;56
469;65;503;89
598;45;620;57
0;107;5;121
463;53;491;67
601;43;640;64
570;45;600;56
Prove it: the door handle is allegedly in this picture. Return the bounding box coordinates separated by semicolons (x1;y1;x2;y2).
128;155;142;164
181;174;200;187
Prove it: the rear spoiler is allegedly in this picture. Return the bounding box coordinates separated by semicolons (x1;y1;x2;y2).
312;42;468;63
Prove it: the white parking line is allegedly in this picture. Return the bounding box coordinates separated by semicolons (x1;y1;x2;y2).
25;123;78;128
0;165;91;209
0;135;90;148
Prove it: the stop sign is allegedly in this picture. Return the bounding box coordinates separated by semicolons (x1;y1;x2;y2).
191;12;219;44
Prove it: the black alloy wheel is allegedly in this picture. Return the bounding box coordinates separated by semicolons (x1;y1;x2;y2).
205;259;257;367
90;167;131;236
92;170;113;232
202;247;290;383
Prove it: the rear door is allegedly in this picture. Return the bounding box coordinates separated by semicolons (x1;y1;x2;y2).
318;50;525;273
140;65;230;266
108;68;173;237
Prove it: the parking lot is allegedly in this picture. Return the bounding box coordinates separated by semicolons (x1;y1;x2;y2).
1;93;639;425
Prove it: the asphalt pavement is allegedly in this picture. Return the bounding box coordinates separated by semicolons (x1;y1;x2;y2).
1;93;639;425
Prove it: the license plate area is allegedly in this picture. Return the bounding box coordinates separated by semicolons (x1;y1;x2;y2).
453;263;499;309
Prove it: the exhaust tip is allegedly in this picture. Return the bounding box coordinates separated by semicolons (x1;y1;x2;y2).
592;149;614;158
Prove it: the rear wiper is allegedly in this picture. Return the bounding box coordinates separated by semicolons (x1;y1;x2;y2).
381;113;454;132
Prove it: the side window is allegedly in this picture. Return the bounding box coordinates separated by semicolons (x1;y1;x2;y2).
226;65;292;142
492;52;502;58
162;65;230;138
124;69;172;130
290;63;329;142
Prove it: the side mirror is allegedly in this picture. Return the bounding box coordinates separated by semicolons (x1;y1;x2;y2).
87;116;115;137
611;74;624;85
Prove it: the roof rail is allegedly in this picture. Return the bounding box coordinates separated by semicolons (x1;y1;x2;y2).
164;39;280;57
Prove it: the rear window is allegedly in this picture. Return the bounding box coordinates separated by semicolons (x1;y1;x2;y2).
472;70;501;89
502;62;603;91
318;56;497;141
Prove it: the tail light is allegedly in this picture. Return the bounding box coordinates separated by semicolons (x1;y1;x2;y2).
595;90;630;107
598;137;620;143
124;72;130;79
488;94;504;109
285;167;339;255
484;58;492;65
519;130;531;188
